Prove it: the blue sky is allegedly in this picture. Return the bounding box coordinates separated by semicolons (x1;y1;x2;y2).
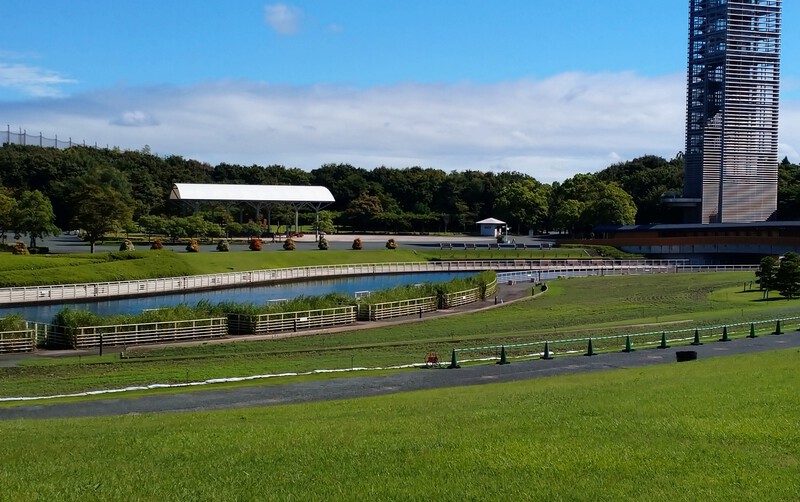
1;1;798;182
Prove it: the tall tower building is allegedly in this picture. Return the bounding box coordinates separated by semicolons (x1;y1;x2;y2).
685;0;782;223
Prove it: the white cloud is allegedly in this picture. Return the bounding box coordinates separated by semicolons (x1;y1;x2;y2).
111;110;159;127
264;3;302;35
0;62;76;97
4;71;800;182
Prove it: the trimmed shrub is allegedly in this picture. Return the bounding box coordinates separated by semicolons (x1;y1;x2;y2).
119;239;135;251
249;238;262;251
352;238;362;250
12;242;29;255
185;239;200;252
150;239;164;250
386;238;398;249
283;238;296;251
216;240;230;252
318;236;329;250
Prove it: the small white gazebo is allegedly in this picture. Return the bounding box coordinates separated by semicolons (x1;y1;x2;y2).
476;217;506;237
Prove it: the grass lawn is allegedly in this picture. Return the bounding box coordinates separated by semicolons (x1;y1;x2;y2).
2;348;799;501
0;247;601;287
3;271;800;399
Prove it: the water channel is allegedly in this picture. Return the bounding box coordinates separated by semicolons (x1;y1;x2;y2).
0;271;481;324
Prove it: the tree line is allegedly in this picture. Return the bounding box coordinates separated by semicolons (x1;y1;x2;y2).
0;143;797;250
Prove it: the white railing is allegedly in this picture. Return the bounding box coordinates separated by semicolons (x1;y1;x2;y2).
441;279;498;309
0;260;691;306
0;329;36;353
44;318;228;350
357;296;438;321
227;307;357;335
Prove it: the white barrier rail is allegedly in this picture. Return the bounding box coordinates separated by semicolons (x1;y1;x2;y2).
0;260;692;306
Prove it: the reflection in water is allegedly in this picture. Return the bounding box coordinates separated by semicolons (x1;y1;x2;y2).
0;272;476;323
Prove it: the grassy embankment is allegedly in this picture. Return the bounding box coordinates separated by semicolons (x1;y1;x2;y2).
2;348;799;501
0;247;592;287
3;271;799;399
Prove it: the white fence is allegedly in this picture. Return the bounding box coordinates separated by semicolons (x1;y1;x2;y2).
40;318;228;350
0;329;36;353
440;280;498;309
227;307;357;336
0;260;692;306
357;296;439;321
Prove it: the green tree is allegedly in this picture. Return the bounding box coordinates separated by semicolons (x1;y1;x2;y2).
138;214;169;240
71;184;135;253
552;199;584;235
344;194;384;231
314;210;336;235
494;179;549;234
65;166;135;253
755;255;779;299
0;189;17;244
12;190;60;248
582;182;637;226
776;252;800;299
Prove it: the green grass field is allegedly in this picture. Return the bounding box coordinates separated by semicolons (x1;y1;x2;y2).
3;348;798;501
3;271;799;400
0;247;595;287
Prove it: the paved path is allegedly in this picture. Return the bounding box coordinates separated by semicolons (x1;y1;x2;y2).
2;331;798;420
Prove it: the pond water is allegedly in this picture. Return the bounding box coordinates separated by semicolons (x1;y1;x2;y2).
0;271;478;323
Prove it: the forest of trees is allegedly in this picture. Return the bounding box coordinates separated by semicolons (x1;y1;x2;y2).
0;143;798;248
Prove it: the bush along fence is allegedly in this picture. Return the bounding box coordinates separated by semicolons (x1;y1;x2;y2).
444;316;800;369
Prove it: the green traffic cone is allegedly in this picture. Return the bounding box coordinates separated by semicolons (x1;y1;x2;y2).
497;345;510;365
658;331;669;349
623;335;634;353
447;348;460;369
719;326;730;342
542;341;553;360
585;338;596;356
691;328;703;346
773;320;783;335
748;323;757;339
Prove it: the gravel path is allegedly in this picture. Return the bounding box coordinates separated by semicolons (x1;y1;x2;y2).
2;331;798;420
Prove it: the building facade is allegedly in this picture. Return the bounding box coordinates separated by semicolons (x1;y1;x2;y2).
684;0;782;223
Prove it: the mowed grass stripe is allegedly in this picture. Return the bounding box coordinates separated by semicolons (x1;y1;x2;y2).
2;349;798;501
0;246;598;287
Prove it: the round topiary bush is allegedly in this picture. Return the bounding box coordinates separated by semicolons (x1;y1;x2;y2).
318;236;329;250
216;240;230;252
386;238;397;249
12;241;29;255
185;239;200;252
249;238;262;251
283;238;296;251
352;238;362;250
119;239;135;251
150;239;164;250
